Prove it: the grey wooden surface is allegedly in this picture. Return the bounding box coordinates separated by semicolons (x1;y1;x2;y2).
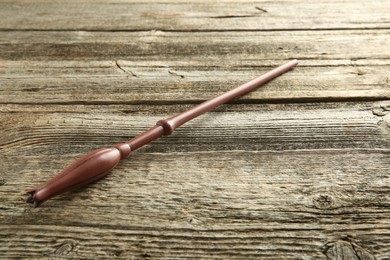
1;1;390;259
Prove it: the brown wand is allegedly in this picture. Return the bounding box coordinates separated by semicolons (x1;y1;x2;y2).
26;59;298;207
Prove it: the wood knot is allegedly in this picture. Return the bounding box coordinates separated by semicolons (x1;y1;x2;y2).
325;241;375;260
107;245;123;257
53;240;76;256
372;101;390;117
187;216;201;226
313;194;334;209
141;252;151;258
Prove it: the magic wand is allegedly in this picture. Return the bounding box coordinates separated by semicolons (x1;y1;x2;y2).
26;59;298;207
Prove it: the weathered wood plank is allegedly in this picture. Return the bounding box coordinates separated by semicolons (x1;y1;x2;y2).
1;61;389;104
1;103;389;234
1;102;389;156
1;30;389;61
1;30;389;103
0;225;386;259
1;0;389;31
1;1;390;258
3;148;390;222
1;149;390;257
2;149;390;258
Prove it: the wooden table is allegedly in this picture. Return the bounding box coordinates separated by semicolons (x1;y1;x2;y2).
1;1;390;259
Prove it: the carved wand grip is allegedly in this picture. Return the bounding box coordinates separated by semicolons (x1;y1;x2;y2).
27;60;298;207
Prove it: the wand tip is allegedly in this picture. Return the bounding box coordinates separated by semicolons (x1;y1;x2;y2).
26;192;33;203
290;59;299;66
26;191;40;207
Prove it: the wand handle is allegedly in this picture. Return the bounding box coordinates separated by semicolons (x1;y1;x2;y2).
26;60;298;207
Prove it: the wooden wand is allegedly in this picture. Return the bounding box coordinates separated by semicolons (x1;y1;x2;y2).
26;60;298;207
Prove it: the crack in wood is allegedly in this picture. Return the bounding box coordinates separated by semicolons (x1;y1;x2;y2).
255;6;268;13
168;70;185;79
209;15;257;19
209;7;267;19
1;27;390;32
115;60;138;78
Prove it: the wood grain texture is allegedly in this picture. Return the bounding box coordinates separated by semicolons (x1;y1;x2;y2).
1;30;390;103
1;30;389;62
1;0;390;259
1;102;390;259
0;0;389;31
0;225;385;259
1;102;390;155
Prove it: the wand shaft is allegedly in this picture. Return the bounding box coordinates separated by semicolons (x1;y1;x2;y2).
26;60;298;207
127;59;298;151
164;59;298;131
